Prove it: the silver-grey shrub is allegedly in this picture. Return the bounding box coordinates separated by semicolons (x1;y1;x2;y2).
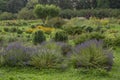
0;42;37;66
70;39;114;71
31;42;65;69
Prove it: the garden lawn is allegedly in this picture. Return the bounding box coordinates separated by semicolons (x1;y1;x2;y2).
0;48;120;80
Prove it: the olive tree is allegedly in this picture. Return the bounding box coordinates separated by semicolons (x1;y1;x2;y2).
34;4;61;24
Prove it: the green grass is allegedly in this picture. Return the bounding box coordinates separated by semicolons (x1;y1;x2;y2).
0;48;120;80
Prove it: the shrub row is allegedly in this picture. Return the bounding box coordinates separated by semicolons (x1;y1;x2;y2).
60;9;120;19
0;9;36;20
0;9;119;20
0;20;28;26
0;40;114;71
33;30;68;44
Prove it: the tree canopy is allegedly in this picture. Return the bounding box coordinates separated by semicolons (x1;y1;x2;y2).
0;0;119;13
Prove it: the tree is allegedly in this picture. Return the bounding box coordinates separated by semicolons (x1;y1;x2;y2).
38;0;48;4
0;0;9;12
57;0;73;9
17;8;35;20
26;0;39;9
6;0;28;13
97;0;110;8
34;4;61;24
109;0;120;8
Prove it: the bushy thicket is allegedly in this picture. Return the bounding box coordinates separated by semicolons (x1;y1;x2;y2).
17;8;36;20
0;9;119;20
46;17;66;28
0;40;114;71
73;32;105;45
0;12;16;20
31;42;65;69
0;42;34;66
0;20;28;26
60;9;120;19
62;17;110;36
53;30;68;42
71;39;113;71
33;30;46;44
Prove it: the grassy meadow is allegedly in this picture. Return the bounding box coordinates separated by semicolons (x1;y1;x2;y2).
0;17;120;80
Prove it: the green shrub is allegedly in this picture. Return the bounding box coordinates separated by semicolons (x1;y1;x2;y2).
0;12;15;20
33;30;46;44
71;39;114;70
3;27;9;32
74;33;90;45
60;9;120;19
0;36;4;43
104;37;115;47
74;32;105;45
62;18;87;35
9;27;17;33
17;8;36;20
54;30;68;42
31;25;36;28
64;26;83;35
59;9;77;19
5;36;18;43
31;42;65;69
84;26;94;32
56;42;72;56
0;30;2;32
46;17;65;28
89;32;105;40
17;29;23;34
0;20;28;26
93;9;109;19
103;33;120;47
113;35;120;47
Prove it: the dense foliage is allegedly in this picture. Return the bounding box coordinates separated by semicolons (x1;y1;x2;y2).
0;15;119;73
0;0;120;20
71;39;113;71
33;30;46;44
34;4;61;24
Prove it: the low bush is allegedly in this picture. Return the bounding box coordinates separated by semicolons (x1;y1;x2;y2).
70;39;114;71
113;36;120;47
59;9;77;19
103;33;120;47
74;32;105;45
0;36;4;45
9;27;18;33
17;29;23;34
46;17;65;28
56;42;72;56
0;12;16;20
89;32;105;40
62;18;86;35
0;42;36;66
64;26;83;35
33;30;46;44
5;36;18;43
31;42;65;69
74;33;90;45
0;20;28;26
54;30;68;42
17;8;36;20
3;27;10;32
60;9;120;19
